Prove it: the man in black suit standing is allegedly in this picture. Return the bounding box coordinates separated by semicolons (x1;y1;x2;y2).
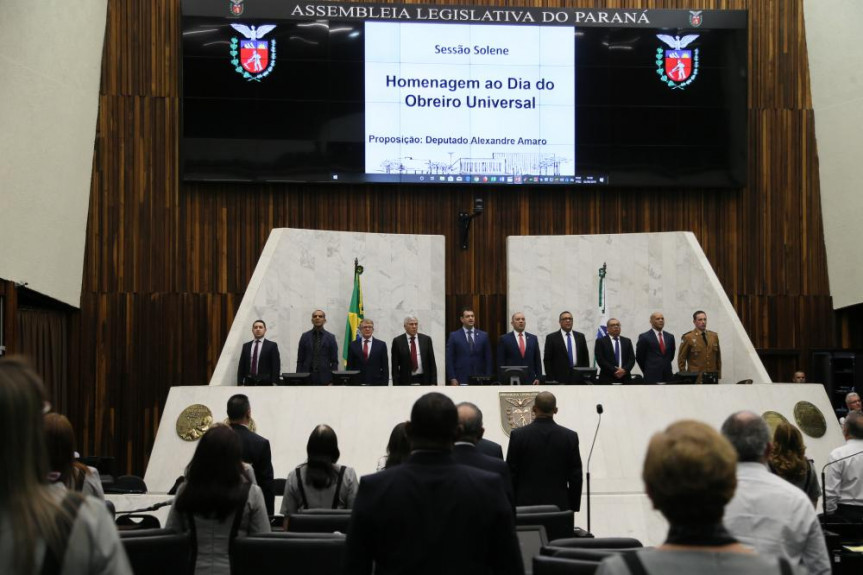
506;391;582;512
346;319;389;385
345;393;523;575
498;312;542;385
543;311;589;384
236;319;281;385
453;402;515;509
476;437;504;459
227;394;275;514
635;311;676;384
391;315;437;385
296;309;339;385
594;318;636;383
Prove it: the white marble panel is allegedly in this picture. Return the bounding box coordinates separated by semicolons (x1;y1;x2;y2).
145;383;840;546
508;232;770;385
209;229;446;386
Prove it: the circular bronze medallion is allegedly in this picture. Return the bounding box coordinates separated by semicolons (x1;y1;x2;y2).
176;404;214;441
762;411;789;435
793;401;827;438
223;417;256;433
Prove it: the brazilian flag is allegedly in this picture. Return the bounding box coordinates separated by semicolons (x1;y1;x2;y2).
342;259;364;365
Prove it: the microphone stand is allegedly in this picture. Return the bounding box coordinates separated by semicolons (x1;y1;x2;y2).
821;449;863;516
586;404;603;533
116;498;174;515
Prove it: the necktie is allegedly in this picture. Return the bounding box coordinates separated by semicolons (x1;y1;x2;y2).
312;330;321;371
468;330;474;351
410;336;418;371
518;333;526;358
251;340;260;375
566;332;574;367
363;339;370;361
658;331;666;354
702;331;708;346
614;337;621;366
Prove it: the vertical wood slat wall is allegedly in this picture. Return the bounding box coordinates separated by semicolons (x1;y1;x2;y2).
70;0;850;474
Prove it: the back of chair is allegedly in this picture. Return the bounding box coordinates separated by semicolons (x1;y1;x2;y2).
116;513;161;530
533;555;600;575
273;477;287;497
120;531;193;575
105;474;148;494
232;535;347;575
542;547;626;561
547;537;643;549
517;505;561;514
287;512;352;533
515;510;574;542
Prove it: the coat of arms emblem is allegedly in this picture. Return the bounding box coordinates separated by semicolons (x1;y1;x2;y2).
689;11;703;27
230;24;277;81
655;34;700;90
499;392;538;436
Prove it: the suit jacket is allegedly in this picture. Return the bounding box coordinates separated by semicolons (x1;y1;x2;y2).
346;337;389;385
498;331;543;383
229;423;275;515
445;329;493;385
594;335;636;383
296;328;339;385
506;418;583;511
391;333;437;385
237;339;281;385
453;443;515;510
543;331;589;384
635;330;676;384
345;451;523;575
476;438;504;460
677;329;721;382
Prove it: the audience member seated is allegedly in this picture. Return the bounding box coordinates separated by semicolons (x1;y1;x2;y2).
376;421;409;471
825;409;863;521
721;411;830;575
166;424;270;575
45;412;106;500
0;357;131;574
596;420;795;575
768;421;820;507
281;425;358;528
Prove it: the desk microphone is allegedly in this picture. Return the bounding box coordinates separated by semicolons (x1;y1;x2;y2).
821;449;863;516
586;403;603;533
116;498;174;515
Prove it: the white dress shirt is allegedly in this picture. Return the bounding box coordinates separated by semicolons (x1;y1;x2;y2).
724;461;830;575
825;438;863;512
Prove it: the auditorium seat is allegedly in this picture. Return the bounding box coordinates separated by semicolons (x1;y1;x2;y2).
116;513;161;530
517;505;561;514
273;477;286;496
541;547;626;561
120;529;193;575
533;554;600;575
105;474;147;494
547;537;642;549
287;511;352;533
231;533;346;575
515;510;575;542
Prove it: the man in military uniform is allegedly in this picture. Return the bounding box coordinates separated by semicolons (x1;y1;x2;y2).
678;310;721;383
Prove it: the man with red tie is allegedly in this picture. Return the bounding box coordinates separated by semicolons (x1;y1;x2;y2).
636;311;676;384
391;315;437;385
237;319;281;385
347;319;390;385
498;312;542;385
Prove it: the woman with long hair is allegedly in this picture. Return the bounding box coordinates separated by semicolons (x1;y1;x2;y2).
280;424;358;523
769;421;820;507
44;413;105;499
377;421;410;470
0;357;130;574
166;424;269;575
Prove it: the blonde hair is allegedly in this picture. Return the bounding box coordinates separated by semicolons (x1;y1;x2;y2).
0;357;70;573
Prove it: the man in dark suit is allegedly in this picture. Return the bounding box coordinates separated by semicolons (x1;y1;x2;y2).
296;309;339;385
236;319;281;385
454;402;515;509
636;311;676;384
506;391;582;512
543;311;589;384
445;307;492;385
477;437;504;459
345;392;522;575
227;394;275;514
498;312;542;385
346;319;389;385
391;315;437;385
594;317;636;383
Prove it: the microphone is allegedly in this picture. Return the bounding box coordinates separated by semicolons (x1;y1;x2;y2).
116;498;174;515
586;403;603;533
820;449;863;516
